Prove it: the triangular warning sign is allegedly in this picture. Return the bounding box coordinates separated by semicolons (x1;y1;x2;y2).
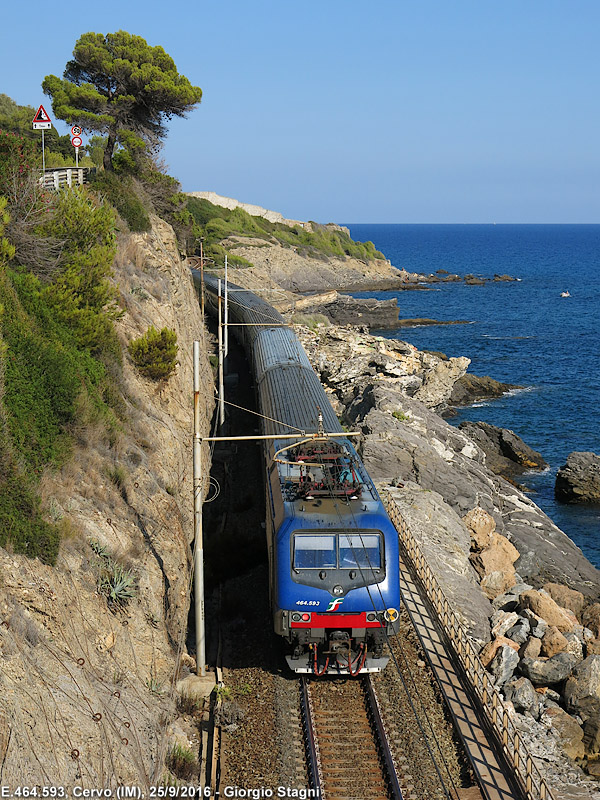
32;105;51;123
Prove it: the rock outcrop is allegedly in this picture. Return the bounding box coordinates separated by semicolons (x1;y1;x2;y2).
449;374;522;406
458;421;548;481
0;217;214;786
555;452;600;503
297;292;400;328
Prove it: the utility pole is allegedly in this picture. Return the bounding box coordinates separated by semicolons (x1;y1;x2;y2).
217;280;225;427
224;255;229;358
193;341;206;676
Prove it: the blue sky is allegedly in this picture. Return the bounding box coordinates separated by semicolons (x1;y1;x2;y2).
1;1;599;223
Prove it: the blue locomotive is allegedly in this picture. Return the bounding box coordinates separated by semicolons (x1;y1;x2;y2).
195;272;400;674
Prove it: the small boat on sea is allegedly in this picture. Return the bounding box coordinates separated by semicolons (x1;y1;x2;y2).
560;290;571;297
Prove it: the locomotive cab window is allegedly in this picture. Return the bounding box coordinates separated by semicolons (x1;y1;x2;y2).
293;535;337;569
293;531;383;570
339;534;381;569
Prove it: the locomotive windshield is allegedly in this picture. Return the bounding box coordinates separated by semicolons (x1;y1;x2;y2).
293;534;337;569
339;534;381;568
293;532;382;570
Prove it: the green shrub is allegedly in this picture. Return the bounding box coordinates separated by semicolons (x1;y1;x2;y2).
183;197;384;265
166;743;197;781
128;326;178;381
291;312;330;331
89;170;151;232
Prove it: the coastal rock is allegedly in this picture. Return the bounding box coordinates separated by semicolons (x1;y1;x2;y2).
520;637;542;660
541;626;569;657
479;636;519;668
543;583;585;620
458;421;548;480
492;583;533;612
412;356;470;409
490;610;520;638
490;644;520;687
463;507;496;550
582;605;600;638
555;452;600;503
469;532;520;600
565;657;600;721
564;633;585;663
465;274;486;285
299;293;400;328
521;609;549;639
541;707;585;760
449;374;521;406
504;676;542;717
505;617;531;644
520;590;576;632
384;483;493;644
520;652;578;686
564;657;600;753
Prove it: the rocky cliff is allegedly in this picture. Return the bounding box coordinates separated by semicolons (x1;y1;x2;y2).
0;217;213;787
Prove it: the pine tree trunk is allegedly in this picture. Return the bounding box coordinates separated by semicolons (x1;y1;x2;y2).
103;129;117;171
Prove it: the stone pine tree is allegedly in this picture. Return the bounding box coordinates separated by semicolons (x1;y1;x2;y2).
42;31;202;171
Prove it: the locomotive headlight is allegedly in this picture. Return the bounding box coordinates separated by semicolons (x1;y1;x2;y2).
291;612;302;622
333;585;344;596
366;612;377;622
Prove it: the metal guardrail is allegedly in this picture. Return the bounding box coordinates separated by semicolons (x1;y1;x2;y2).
40;167;95;190
384;492;555;800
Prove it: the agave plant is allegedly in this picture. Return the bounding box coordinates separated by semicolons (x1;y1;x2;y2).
99;562;137;609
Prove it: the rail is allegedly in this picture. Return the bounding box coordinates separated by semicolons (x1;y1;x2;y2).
40;167;95;190
384;493;555;800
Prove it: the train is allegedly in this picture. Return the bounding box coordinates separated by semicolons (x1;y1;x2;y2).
193;271;401;674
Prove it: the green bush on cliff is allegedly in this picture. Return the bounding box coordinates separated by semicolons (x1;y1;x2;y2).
89;170;151;233
184;197;385;266
128;326;178;381
0;188;124;565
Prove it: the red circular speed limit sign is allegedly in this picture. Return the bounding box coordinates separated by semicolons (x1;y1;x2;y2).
71;125;82;136
71;136;82;148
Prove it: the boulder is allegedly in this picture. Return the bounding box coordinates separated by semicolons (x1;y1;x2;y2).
564;633;585;663
504;676;541;718
555;452;600;503
521;608;548;639
470;532;520;600
463;507;496;551
587;640;600;656
564;656;600;722
520;652;578;686
480;636;520;668
490;610;520;638
458;421;548;480
582;604;600;638
519;590;575;632
505;617;531;645
449;374;521;406
490;645;520;687
542;707;585;760
520;637;542;660
541;626;569;657
491;583;533;612
543;583;585;619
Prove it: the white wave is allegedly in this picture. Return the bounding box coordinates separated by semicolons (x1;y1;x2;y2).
506;386;537;396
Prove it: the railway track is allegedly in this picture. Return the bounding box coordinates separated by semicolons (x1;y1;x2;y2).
300;675;410;800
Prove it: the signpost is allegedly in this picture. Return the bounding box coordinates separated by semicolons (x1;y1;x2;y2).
71;126;82;167
32;105;52;172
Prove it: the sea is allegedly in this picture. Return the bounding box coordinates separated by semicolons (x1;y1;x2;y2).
345;224;600;569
